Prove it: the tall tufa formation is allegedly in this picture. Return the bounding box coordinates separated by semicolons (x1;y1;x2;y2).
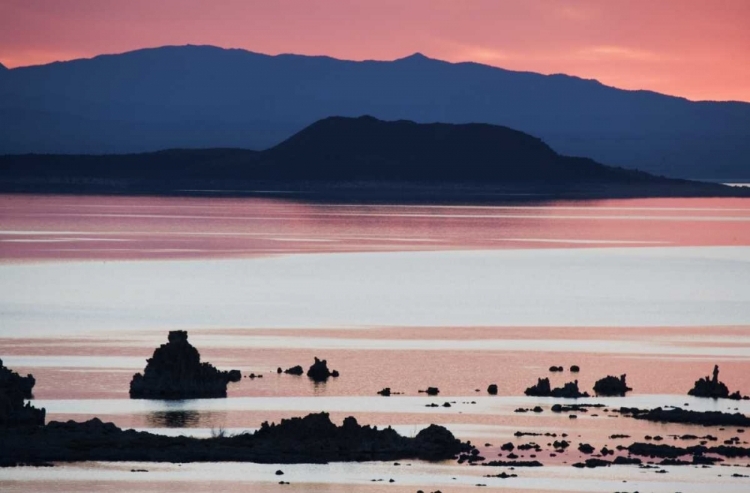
130;331;241;399
0;358;46;427
688;365;746;400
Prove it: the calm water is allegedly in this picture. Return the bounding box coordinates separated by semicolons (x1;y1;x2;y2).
1;194;750;492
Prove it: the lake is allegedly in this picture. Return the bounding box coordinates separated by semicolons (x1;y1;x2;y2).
1;194;750;492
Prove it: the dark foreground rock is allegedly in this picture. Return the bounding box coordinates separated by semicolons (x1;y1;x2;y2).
524;378;590;398
593;374;632;396
306;357;339;382
688;365;747;400
0;412;471;465
0;360;45;428
129;331;241;399
619;407;750;427
627;441;750;460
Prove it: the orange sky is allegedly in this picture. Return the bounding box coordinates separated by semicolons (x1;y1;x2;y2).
1;0;748;102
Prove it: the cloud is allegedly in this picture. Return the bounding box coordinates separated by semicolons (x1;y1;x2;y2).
576;45;664;62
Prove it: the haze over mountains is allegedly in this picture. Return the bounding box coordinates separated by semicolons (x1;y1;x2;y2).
1;45;749;179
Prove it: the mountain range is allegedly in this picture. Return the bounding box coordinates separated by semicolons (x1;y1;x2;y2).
1;116;740;199
1;45;749;180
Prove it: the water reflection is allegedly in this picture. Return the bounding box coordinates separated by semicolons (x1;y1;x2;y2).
148;410;201;428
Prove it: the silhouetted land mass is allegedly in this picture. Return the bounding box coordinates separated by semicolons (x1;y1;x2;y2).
129;331;241;399
593;374;632;396
688;365;748;400
1;358;472;466
524;378;590;398
619;407;750;427
0;359;45;428
1;413;471;466
1;45;749;179
1;116;745;200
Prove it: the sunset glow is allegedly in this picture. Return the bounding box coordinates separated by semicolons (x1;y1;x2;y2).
1;0;748;102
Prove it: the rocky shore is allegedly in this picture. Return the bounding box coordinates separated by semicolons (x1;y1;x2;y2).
1;413;472;465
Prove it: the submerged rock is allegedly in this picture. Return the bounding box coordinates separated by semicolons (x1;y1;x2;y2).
688;365;745;399
524;378;590;398
0;359;46;428
593;374;632;396
306;357;339;382
129;331;241;399
0;412;472;465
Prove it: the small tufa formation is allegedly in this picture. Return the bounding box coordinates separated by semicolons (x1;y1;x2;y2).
688;365;746;400
0;359;46;428
487;384;498;395
283;365;304;376
129;331;241;399
306;357;339;382
419;387;440;396
593;374;632;396
570;365;580;373
549;366;564;372
524;378;590;398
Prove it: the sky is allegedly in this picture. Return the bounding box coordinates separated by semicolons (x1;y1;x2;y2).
1;0;748;102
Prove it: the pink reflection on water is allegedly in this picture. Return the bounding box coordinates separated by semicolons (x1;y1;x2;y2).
2;195;750;262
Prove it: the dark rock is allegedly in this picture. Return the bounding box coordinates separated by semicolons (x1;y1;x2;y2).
129;331;240;399
578;443;595;454
500;442;514;451
277;367;282;374
688;365;745;399
549;366;563;372
283;365;304;376
420;387;440;396
0;359;46;428
483;460;543;467
570;365;580;372
487;384;498;395
0;412;472;465
619;406;750;427
306;358;338;382
593;374;632;396
275;470;284;475
524;378;589;398
378;388;391;396
572;458;611;468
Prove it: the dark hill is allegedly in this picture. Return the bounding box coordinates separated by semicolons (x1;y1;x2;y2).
259;116;651;183
0;116;742;199
1;45;749;179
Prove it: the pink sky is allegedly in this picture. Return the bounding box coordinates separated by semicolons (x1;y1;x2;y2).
1;0;748;102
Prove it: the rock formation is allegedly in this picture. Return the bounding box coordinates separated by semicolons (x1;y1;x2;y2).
306;357;339;382
1;412;472;465
0;359;45;428
593;374;632;396
688;365;746;399
524;378;590;398
487;384;498;395
283;365;304;376
129;331;241;399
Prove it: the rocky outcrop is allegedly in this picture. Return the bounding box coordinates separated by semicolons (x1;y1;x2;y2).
688;365;746;399
0;360;45;428
593;374;632;396
487;384;498;395
524;378;590;398
283;366;304;376
619;406;750;427
0;412;472;465
129;331;241;399
306;357;339;382
419;387;440;396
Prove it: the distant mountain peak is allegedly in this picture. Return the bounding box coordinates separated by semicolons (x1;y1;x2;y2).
396;52;432;62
